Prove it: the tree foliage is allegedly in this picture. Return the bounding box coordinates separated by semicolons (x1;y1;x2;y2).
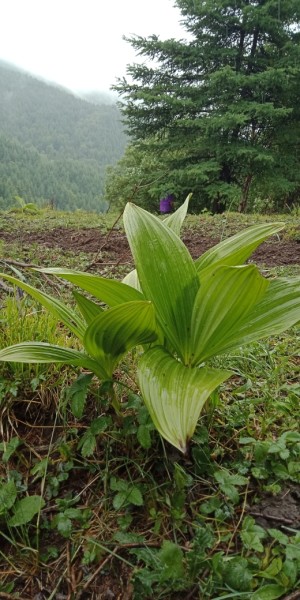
0;61;127;211
112;0;300;212
104;141;170;211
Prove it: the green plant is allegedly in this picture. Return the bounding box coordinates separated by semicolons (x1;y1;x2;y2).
0;477;45;527
9;196;41;214
0;197;299;453
240;431;300;484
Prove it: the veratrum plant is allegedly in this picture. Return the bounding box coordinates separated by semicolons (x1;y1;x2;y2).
0;197;299;453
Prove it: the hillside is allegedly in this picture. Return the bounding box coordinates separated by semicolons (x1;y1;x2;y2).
0;61;127;211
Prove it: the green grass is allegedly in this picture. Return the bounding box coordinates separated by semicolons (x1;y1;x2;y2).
1;204;299;237
0;206;119;233
0;210;299;599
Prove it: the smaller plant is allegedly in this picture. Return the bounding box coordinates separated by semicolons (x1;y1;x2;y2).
240;431;300;485
0;197;299;454
9;196;40;214
0;477;45;528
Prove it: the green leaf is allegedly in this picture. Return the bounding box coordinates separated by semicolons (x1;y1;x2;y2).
214;470;248;503
137;424;152;449
232;277;300;347
67;373;93;418
122;195;192;291
0;480;17;513
159;541;184;581
112;485;143;510
241;516;267;552
110;477;127;492
90;416;111;434
73;291;102;324
282;559;297;586
1;437;21;462
259;558;283;580
113;491;129;510
195;222;285;274
84;300;157;378
138;346;231;453
163;193;192;236
215;471;248;487
78;432;96;458
267;529;289;545
123;203;199;363
78;419;110;456
251;584;286;600
286;542;300;561
271;463;289;479
191;264;268;364
224;557;253;591
0;342;107;380
200;497;221;515
127;487;144;506
64;508;83;520
55;514;72;538
241;531;265;553
38;268;144;305
191;271;300;364
122;269;142;291
282;431;300;443
8;495;45;526
0;273;85;339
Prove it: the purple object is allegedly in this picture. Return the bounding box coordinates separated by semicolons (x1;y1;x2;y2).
160;195;174;214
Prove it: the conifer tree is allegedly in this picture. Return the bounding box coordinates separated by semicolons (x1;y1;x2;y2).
114;0;300;211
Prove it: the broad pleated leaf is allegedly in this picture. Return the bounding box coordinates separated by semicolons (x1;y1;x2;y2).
123;203;199;363
73;291;103;324
0;342;107;379
38;268;144;305
163;193;192;236
195;223;284;275
122;269;142;292
84;301;157;377
192;274;300;361
138;347;231;453
0;273;85;339
122;195;191;291
191;265;269;364
223;277;300;350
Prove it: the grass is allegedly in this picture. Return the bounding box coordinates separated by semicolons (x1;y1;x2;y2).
0;208;299;599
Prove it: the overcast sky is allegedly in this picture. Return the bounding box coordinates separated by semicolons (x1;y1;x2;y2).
0;0;185;93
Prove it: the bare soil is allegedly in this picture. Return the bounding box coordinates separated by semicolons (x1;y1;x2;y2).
1;226;300;267
248;484;300;530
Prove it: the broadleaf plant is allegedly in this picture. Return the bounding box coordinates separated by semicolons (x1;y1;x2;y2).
0;198;299;453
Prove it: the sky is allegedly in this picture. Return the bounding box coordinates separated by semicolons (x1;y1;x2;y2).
0;0;185;94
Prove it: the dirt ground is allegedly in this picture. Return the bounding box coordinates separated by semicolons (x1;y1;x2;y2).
248;484;300;530
1;226;299;267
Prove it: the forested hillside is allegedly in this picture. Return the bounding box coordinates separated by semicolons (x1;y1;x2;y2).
0;61;127;211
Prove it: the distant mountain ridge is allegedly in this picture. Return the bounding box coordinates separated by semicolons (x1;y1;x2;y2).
0;61;127;211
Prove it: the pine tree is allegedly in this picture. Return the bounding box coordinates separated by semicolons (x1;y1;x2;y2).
114;0;300;211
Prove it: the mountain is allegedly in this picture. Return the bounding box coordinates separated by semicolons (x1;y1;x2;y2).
0;61;127;211
78;90;117;105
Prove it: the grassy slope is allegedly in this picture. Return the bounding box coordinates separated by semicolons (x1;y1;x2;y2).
0;209;299;599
